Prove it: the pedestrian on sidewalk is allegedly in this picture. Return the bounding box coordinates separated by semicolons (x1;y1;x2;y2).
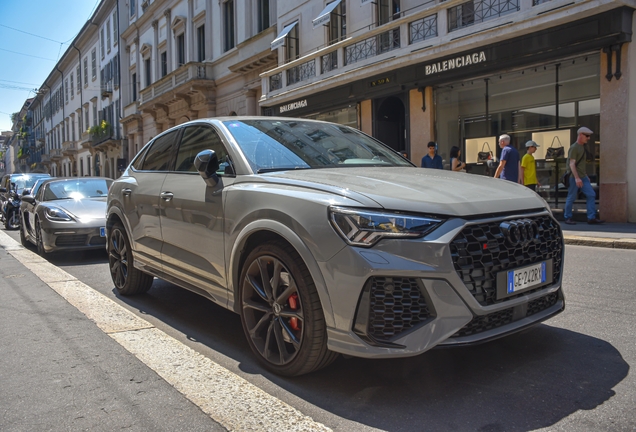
494;134;521;183
421;141;443;169
449;146;467;172
564;126;604;225
521;140;541;191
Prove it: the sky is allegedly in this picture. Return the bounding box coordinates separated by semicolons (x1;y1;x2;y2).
0;0;100;132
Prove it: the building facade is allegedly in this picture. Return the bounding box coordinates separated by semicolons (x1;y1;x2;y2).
258;0;636;223
28;0;124;179
118;0;277;159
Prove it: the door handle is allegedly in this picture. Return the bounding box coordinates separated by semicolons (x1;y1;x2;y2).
122;188;132;197
160;191;174;201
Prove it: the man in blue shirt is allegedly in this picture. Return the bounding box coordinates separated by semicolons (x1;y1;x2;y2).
494;134;521;183
421;141;443;169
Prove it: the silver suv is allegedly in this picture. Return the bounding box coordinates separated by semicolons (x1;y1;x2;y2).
106;117;564;376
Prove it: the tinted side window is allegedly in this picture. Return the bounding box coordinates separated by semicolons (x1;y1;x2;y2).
175;125;229;173
131;145;149;170
141;130;179;171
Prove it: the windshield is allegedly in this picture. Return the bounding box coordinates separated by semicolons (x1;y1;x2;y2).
42;179;113;201
222;119;412;173
12;175;48;192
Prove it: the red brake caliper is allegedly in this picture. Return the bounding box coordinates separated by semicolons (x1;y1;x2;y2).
288;293;300;331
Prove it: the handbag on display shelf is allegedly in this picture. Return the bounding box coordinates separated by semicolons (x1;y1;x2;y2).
545;136;565;160
477;142;494;164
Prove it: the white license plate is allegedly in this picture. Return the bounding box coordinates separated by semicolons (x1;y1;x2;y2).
100;227;106;237
507;262;546;294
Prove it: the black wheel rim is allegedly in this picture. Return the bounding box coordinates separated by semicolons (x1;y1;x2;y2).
36;221;44;253
109;228;128;289
242;255;304;366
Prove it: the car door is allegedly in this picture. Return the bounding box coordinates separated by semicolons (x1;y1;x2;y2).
160;124;235;302
119;129;180;268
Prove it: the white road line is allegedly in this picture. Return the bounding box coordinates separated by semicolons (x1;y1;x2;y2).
0;230;331;432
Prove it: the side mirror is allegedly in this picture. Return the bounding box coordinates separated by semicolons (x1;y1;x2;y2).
21;195;35;204
194;149;220;187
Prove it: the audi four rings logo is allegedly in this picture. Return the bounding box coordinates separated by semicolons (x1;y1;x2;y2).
499;219;539;247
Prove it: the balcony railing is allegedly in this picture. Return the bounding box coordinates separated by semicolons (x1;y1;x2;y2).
270;73;282;91
448;0;519;32
410;14;438;44
321;51;338;74
139;62;212;105
345;28;400;66
287;59;316;86
90;125;120;146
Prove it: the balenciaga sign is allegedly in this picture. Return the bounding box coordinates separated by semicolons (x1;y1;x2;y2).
425;51;487;75
279;99;308;113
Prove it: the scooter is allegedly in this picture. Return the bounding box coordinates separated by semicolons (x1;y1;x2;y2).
2;190;22;230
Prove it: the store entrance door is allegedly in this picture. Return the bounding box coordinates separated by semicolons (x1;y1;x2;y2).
375;96;405;154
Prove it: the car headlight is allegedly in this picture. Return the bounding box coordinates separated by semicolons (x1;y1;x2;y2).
329;206;443;247
45;207;73;221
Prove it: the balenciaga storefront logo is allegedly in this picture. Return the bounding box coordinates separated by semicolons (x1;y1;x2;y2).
425;51;487;75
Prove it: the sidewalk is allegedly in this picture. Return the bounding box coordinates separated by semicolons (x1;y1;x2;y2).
560;221;636;249
0;244;225;431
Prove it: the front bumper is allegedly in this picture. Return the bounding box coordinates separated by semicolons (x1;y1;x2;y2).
320;211;565;358
40;222;106;253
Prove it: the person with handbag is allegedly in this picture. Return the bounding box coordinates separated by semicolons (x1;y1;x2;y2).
521;140;541;191
564;127;604;225
494;134;521;183
421;141;443;169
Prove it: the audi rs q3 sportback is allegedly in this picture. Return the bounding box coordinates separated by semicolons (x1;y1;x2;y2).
106;117;565;376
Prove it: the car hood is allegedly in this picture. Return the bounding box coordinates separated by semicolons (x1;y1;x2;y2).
47;197;107;221
261;167;548;216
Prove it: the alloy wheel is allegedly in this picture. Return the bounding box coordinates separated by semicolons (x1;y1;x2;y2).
241;255;304;366
109;227;128;289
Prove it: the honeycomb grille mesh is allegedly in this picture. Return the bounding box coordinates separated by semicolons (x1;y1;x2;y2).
450;215;563;306
451;292;559;338
368;277;432;341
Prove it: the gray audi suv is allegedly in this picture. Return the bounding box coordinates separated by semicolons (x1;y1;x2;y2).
106;117;564;376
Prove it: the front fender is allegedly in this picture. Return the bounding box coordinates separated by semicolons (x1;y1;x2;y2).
227;219;336;329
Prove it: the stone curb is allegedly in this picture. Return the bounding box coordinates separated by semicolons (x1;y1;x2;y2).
563;235;636;249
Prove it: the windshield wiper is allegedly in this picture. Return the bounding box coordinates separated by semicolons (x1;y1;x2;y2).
257;166;312;173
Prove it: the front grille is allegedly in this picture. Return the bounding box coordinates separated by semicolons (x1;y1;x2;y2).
450;215;563;306
89;236;106;246
355;277;434;343
451;291;560;338
55;235;88;247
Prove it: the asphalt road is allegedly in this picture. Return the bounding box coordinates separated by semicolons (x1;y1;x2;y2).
4;228;635;432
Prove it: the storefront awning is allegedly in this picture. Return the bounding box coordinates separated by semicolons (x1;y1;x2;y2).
312;0;342;29
271;21;298;51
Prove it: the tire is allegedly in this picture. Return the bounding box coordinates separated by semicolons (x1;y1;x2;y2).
19;218;29;247
108;222;153;295
239;240;338;376
5;209;19;230
35;219;47;256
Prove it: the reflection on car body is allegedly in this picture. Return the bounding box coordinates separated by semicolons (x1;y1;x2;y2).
20;177;113;255
106;117;565;376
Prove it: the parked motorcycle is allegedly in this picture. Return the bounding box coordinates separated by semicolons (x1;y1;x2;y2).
1;190;22;230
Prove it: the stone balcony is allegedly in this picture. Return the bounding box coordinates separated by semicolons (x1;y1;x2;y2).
62;141;78;156
139;62;213;106
50;148;63;161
